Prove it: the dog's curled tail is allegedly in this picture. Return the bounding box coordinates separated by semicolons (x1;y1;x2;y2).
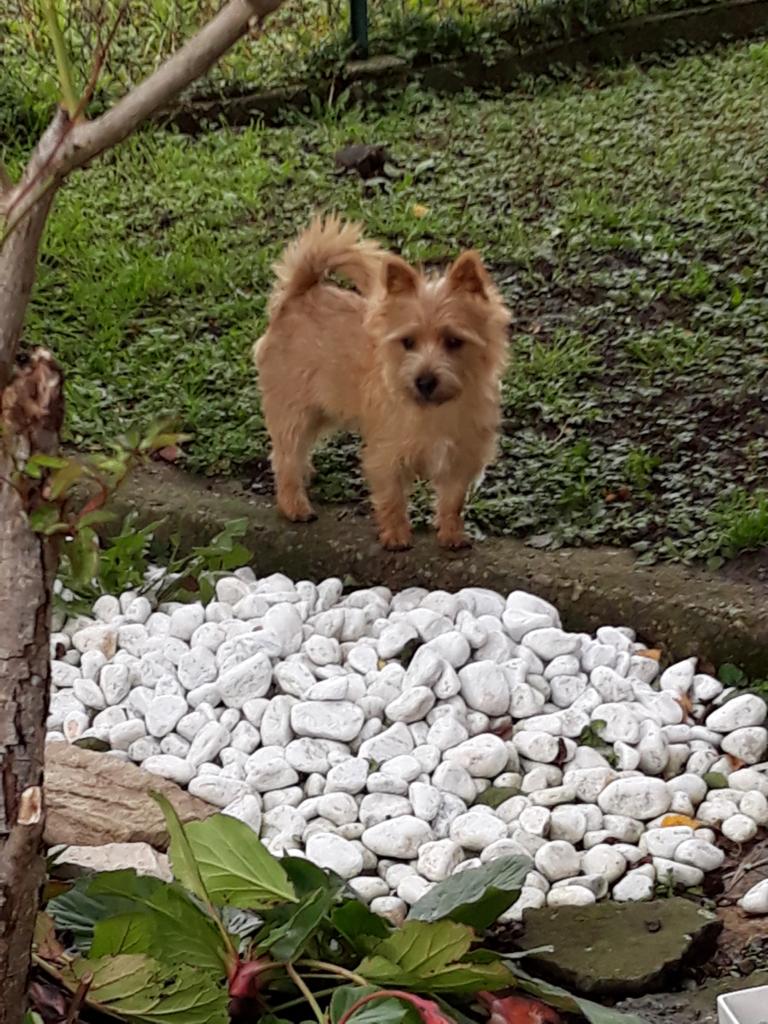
267;215;383;317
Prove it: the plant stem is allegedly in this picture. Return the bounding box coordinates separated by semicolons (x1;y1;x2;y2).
40;0;80;118
287;962;325;1024
271;985;338;1014
299;958;369;988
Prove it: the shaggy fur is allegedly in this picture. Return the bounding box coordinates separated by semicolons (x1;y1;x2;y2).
253;216;511;550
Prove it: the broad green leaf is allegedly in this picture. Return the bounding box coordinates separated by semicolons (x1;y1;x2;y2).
66;528;99;588
48;876;138;950
152;792;211;905
408;856;531;928
64;955;227;1024
28;505;65;534
358;920;472;984
184;812;295;908
283;855;343;898
24;1014;44;1024
77;509;117;529
411;959;513;994
332;899;389;955
330;985;415;1024
258;887;332;961
505;965;649;1024
89;873;229;973
25;453;69;478
49;459;85;499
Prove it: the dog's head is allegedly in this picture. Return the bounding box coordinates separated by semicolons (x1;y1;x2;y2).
367;251;510;407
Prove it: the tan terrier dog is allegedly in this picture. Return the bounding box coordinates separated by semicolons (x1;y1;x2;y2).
253;216;511;550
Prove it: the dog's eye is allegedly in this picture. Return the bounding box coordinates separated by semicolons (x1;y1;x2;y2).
444;335;464;351
401;337;416;351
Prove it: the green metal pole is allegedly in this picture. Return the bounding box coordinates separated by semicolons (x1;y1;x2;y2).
349;0;369;58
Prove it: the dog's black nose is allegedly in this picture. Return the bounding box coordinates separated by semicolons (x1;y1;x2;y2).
416;373;438;398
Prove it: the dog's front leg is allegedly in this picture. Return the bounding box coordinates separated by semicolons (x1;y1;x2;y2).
433;473;474;550
363;450;412;550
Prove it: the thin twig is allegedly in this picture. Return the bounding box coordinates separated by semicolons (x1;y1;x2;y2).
76;0;131;117
286;963;325;1024
722;853;768;896
65;973;93;1024
41;0;80;118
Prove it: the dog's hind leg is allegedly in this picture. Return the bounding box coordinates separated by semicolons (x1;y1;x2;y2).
266;403;323;523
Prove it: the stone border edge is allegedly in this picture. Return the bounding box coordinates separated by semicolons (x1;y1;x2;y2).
158;0;768;131
108;464;768;676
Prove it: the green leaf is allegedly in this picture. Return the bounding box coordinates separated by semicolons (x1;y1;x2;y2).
48;876;138;951
77;509;117;529
358;920;474;987
65;528;99;589
184;812;295;908
474;785;520;808
408;856;531;928
330;985;413;1024
25;453;69;478
718;663;746;686
505;965;649;1024
151;792;211;905
332;899;389;954
88;872;229;973
48;459;85;499
282;856;342;899
28;505;66;535
258;887;332;961
703;771;728;790
63;955;227;1024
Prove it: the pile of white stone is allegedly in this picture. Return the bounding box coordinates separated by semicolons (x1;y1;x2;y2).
47;571;768;922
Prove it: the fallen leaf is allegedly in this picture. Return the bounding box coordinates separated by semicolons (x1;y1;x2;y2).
660;814;700;829
676;693;695;719
412;203;430;219
636;649;662;661
478;991;563;1024
154;445;182;463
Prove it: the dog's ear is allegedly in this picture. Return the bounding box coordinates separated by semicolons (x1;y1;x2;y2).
447;251;489;297
384;256;419;295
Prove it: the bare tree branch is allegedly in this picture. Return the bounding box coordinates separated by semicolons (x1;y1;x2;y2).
3;0;283;237
67;0;282;173
0;110;68;384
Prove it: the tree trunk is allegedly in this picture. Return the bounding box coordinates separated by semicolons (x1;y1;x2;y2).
0;348;63;1022
0;4;285;1016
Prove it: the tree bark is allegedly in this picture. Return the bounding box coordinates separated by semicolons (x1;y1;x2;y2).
0;351;64;1021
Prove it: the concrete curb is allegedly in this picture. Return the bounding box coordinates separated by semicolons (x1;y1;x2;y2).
159;0;768;130
111;464;768;676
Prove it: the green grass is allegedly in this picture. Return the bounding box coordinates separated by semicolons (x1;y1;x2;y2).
8;38;768;564
0;0;692;132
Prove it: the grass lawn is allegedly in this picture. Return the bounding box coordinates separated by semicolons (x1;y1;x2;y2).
7;39;768;567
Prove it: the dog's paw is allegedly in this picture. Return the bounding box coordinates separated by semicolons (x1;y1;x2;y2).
438;529;472;551
279;500;317;523
379;526;412;551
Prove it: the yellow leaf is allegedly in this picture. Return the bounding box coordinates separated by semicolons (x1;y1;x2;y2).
411;203;429;219
660;814;699;828
636;648;662;661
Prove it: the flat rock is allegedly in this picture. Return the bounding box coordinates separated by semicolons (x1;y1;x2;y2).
515;898;721;996
53;842;172;881
44;741;216;848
